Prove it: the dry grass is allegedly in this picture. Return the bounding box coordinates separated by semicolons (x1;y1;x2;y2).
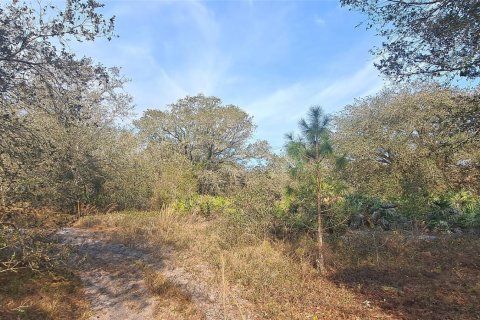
77;210;480;319
0;264;89;320
330;231;480;320
0;209;90;319
143;268;206;319
77;210;390;319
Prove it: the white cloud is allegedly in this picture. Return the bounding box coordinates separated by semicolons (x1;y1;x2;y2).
76;0;232;111
246;62;382;118
70;0;384;151
314;16;326;26
244;62;384;150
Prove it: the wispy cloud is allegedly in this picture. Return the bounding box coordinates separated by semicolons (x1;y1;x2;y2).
244;62;383;150
141;0;229;108
84;0;233;111
314;15;326;26
71;0;385;150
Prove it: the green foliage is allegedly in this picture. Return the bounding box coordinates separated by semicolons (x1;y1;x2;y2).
174;195;234;217
335;84;480;200
134;94;256;167
283;106;351;242
99;133;155;210
341;0;480;81
396;195;430;222
0;0;132;211
284;106;332;216
133;94;274;204
192;164;290;241
196;164;245;196
328;193;383;231
326;190;480;233
338;193;383;218
427;191;480;231
2;1;480;277
274;177;348;236
0;0;115;99
151;153;198;209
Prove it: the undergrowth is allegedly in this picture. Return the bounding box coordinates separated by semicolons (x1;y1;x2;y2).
0;269;89;320
77;209;480;319
0;209;89;319
143;268;205;319
77;210;387;319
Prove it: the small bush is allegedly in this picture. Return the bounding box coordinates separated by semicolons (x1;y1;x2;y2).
427;191;480;231
331;193;384;230
174;195;234;217
0;209;74;274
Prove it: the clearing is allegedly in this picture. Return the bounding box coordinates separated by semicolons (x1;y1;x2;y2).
57;226;252;320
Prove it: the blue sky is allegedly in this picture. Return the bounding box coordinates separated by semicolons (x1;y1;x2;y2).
75;0;386;151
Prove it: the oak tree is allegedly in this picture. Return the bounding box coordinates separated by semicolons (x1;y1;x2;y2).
341;0;480;81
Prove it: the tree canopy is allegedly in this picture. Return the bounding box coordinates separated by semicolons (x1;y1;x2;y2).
135;94;257;167
341;0;480;81
334;84;480;198
0;0;115;101
0;0;133;210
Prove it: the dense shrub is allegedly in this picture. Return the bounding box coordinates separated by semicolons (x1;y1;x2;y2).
0;209;74;273
427;191;480;231
174;195;234;217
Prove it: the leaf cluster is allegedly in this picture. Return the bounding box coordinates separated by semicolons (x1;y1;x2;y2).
341;0;480;81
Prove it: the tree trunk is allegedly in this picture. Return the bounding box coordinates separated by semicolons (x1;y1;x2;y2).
315;141;326;275
316;171;326;275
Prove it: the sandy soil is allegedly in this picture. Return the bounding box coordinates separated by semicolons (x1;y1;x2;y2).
57;227;255;320
57;227;160;319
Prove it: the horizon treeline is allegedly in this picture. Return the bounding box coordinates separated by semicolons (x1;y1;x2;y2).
1;0;479;235
3;83;479;228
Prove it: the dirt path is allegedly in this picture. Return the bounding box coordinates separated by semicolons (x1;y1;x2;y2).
57;227;255;320
57;227;161;320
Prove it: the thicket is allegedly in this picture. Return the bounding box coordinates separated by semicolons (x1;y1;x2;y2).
3;83;480;274
1;0;480;275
